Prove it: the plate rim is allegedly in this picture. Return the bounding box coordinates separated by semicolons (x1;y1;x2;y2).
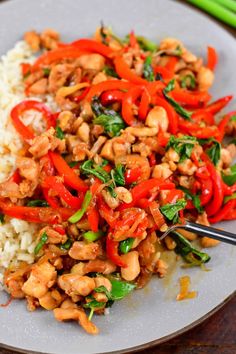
0;0;235;353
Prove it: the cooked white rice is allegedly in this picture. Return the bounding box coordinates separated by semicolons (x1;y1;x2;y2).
0;41;47;289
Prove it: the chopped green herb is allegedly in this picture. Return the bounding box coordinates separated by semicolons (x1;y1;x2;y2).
166;135;197;162
68;190;92;223
104;65;119;78
119;238;135;254
94;279;136;301
27;199;49;207
59;238;72;250
143;56;155;82
55;126;65;140
179;187;203;213
43;68;50;77
80;160;110;184
0;213;5;224
83;231;104;242
92;97;126;137
34;232;48;255
160;199;187;223
68;161;78;168
171;231;211;266
136;35;157;52
231;115;236;122
163;79;192;121
222;164;236;186
83;299;106;321
180;75;196;90
111;164;125;186
198;138;221;166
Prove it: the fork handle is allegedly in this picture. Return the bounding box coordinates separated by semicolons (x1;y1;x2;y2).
183;222;236;246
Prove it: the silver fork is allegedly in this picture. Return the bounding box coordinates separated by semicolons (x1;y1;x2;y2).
160;221;236;246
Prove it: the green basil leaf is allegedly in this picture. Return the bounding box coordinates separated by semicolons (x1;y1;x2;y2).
110;279;136;300
136;35;157;52
222;164;236;186
111;164;125;186
68;190;92;223
68;161;78;168
80;160;110;184
231;115;236;122
55;126;65;140
119;238;135;254
34;232;48;255
27;199;49;207
171;231;211;266
143;55;155;82
59;238;72;250
43;68;50;77
180;75;196;89
178;187;203;213
104;65;119;78
94;114;125;138
164;79;175;94
160;199;187;221
166;135;196;162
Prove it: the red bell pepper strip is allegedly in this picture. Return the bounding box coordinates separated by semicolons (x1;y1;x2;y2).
0;202;74;224
49;152;88;192
154;66;173;81
21;63;31;77
208;199;235;223
129;30;138;48
149;153;156;167
149;200;166;229
100;90;125;105
87;205;99;232
207;46;218;71
217;111;236;142
85;80;133;102
8;169;21;184
157;130;170;147
43;176;83;209
192;110;215;125
113;55;147;85
146;81;165;96
138;87;150;120
165;56;178;73
70;39;114;58
164;189;184;204
10;100;55;141
170;90;211;108
222;181;233;196
124;168;142;184
106;234;127;268
221;209;236;220
40;154;60;208
154;96;178;134
73;86;90;103
32;47;88;71
203;95;233;115
122;86;143;125
202;155;224;216
97;196;117;228
178;118;220;139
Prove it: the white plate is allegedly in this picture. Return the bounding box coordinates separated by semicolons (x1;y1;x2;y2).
0;0;235;353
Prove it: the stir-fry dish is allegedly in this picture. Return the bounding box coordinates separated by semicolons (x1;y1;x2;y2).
1;27;236;334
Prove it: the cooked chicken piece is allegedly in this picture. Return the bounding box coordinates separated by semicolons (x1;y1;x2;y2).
94;276;112;292
24;30;41;52
40;28;60;50
92;72;107;85
77;122;90;143
177;159;197;176
69;241;102;260
48;64;74;93
22;261;57;299
29;127;66;158
5;278;25;298
57;111;75;132
101;189;119;209
115;154;151;181
152;163;173;180
27;78;48;95
16;157;39;181
39;289;63;310
115;187;133;204
197;67;214;91
77;54;105;71
39;226;67;244
58;274;95;297
90;136;107;157
83;259;117;274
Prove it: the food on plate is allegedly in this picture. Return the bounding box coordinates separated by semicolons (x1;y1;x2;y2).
0;26;235;334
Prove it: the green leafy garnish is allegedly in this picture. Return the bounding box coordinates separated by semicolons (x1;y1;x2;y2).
95;279;136;301
231;115;236;122
83;231;104;242
171;231;211;266
80;160;110;184
198;138;221;166
166;135;197;162
180;75;196;90
34;232;48;255
222;164;236;186
0;213;5;224
67;161;78;168
59;238;72;251
43;68;50;77
104;65;119;78
119;238;135;254
136;35;157;52
179;187;203;213
55;126;65;140
83;299;106;321
160;199;187;223
143;56;155;82
163;79;192;121
27;199;49;207
92;97;126;137
68;190;92;223
111;164;125;186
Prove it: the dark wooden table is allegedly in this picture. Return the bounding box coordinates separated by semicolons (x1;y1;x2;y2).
0;1;235;354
